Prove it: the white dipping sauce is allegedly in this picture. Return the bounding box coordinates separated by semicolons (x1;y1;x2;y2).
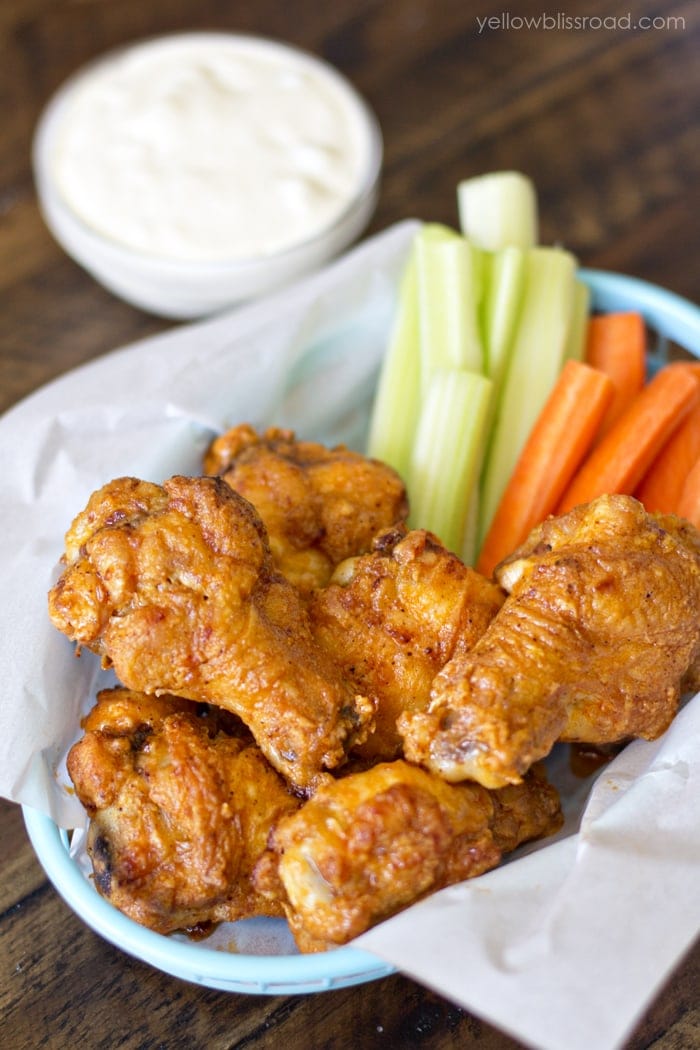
50;35;377;263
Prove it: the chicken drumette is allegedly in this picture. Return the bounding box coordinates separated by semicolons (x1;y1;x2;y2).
309;524;505;760
203;423;408;595
254;759;562;951
68;688;300;933
401;494;700;788
48;475;374;792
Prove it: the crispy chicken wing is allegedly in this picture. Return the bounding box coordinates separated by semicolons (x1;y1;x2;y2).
401;495;700;788
203;424;409;594
254;759;561;951
309;525;505;760
67;688;300;934
48;475;374;791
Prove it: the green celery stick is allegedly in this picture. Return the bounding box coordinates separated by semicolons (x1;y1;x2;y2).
409;368;493;559
366;244;422;481
478;246;576;545
367;223;462;477
480;244;526;389
416;227;484;390
457;171;538;251
563;278;592;361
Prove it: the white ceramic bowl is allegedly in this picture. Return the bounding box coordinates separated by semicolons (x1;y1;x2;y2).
32;33;383;319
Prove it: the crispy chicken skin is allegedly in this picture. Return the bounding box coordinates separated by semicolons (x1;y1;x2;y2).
254;760;562;951
48;475;374;791
309;525;505;760
401;495;700;788
67;688;300;934
203;424;409;594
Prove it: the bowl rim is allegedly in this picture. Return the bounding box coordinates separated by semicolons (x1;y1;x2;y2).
22;803;396;993
579;267;700;351
32;30;384;275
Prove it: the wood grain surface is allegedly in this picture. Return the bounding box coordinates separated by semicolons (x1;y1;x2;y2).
1;2;698;1047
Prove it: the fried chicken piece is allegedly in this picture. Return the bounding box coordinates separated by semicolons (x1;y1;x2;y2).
203;424;409;594
657;511;700;693
67;688;300;934
309;525;505;760
254;760;561;951
48;475;374;791
401;494;700;788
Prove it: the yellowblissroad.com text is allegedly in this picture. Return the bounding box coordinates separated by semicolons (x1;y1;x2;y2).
476;11;686;33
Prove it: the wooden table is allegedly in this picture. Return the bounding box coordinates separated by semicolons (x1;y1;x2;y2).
1;2;698;1046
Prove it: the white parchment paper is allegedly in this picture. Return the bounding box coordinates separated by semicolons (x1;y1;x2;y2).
2;219;698;1050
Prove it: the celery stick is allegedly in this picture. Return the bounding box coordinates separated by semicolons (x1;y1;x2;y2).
366;223;466;479
457;171;538;251
480;244;526;389
479;246;576;544
418;222;461;244
409;368;492;559
366;244;422;481
416;229;484;391
563;278;592;362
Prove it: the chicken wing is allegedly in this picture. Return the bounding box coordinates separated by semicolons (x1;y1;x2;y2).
67;688;300;934
254;759;562;951
48;475;374;791
309;525;505;760
401;494;700;788
203;424;409;594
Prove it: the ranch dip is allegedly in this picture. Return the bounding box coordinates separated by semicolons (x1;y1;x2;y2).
49;34;378;263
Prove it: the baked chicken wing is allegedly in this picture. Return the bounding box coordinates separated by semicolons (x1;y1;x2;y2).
67;688;300;934
309;525;505;760
48;475;374;791
254;759;562;951
203;424;409;594
401;494;700;788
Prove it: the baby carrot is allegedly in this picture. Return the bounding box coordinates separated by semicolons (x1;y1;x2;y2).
584;311;646;440
676;456;700;529
665;360;700;383
635;393;700;514
476;360;614;576
557;364;700;514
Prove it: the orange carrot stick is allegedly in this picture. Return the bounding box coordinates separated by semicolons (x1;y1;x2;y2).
476;360;614;576
676;456;700;529
584;312;646;439
665;360;700;382
557;364;700;514
635;393;700;514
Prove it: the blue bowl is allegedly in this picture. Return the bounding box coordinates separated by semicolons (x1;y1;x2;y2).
22;807;395;993
22;265;700;994
580;269;700;353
